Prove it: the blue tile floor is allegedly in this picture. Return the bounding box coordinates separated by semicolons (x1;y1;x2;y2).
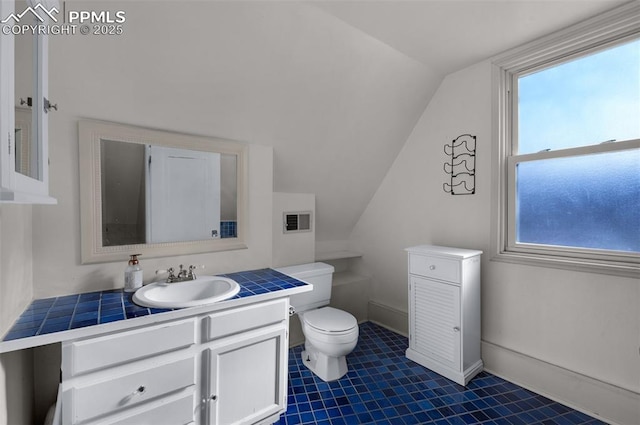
277;322;605;425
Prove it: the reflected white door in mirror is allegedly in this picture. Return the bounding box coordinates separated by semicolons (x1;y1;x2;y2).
0;0;58;204
79;119;248;264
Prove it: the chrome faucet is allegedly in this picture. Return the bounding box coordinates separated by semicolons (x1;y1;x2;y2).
156;264;203;283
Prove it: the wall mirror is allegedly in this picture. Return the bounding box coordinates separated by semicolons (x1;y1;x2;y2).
79;120;248;264
14;6;37;181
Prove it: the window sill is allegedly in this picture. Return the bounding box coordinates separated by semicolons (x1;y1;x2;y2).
490;250;639;278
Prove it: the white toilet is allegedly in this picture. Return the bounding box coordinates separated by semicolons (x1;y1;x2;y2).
276;262;359;381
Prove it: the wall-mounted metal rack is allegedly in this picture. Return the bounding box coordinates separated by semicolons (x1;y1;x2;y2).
443;134;476;195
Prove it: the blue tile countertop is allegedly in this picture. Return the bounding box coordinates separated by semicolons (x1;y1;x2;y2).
0;268;309;352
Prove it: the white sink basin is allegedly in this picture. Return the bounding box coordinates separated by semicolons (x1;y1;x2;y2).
133;276;240;309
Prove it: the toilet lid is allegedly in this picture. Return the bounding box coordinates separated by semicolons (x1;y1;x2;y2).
304;307;357;333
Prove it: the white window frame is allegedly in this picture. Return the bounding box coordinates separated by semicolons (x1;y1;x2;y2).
491;2;640;277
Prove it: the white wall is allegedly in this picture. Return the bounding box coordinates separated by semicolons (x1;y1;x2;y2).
349;60;640;425
0;349;33;425
272;192;315;268
0;205;34;425
0;205;33;335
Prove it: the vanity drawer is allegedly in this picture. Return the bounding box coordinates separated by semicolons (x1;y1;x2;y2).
409;254;460;283
64;357;195;424
98;393;195;425
62;318;196;377
204;298;288;341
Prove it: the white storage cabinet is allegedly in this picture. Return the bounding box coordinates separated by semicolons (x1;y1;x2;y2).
405;245;483;386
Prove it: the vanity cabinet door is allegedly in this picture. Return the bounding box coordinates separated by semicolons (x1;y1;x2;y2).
206;324;288;425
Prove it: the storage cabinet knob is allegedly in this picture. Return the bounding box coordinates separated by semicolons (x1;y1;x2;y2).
429;265;436;270
453;327;460;332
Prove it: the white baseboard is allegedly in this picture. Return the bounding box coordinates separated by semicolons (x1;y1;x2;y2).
482;341;640;425
367;300;408;336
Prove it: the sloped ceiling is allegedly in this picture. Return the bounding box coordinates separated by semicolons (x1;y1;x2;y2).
310;1;629;75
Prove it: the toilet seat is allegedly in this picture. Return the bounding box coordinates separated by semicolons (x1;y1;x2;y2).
303;307;357;334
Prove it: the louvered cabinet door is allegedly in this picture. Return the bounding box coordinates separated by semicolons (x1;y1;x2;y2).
409;276;461;372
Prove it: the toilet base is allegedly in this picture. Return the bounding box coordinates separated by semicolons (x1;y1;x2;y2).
301;347;347;382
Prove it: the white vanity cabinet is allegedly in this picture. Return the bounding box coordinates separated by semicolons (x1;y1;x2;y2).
61;318;199;425
405;245;483;386
60;298;290;425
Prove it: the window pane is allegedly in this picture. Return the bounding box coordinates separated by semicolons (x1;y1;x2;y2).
518;39;640;154
516;149;640;253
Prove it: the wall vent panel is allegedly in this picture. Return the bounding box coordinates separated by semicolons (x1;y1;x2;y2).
283;212;312;233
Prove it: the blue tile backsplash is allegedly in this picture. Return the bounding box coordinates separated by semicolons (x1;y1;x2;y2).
2;268;306;342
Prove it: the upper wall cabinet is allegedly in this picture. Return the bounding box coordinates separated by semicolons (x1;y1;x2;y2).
0;0;57;204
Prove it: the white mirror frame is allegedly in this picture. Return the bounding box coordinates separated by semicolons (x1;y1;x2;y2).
79;119;248;264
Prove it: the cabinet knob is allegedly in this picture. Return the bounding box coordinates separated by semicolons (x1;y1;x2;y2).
133;385;146;396
44;97;58;113
429;265;436;270
453;326;460;332
202;394;217;404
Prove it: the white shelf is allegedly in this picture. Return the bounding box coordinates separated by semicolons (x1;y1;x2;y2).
315;250;362;261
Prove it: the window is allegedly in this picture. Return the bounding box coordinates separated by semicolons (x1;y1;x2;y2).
493;3;640;275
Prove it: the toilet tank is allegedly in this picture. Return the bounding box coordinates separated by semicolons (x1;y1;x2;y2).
275;262;334;313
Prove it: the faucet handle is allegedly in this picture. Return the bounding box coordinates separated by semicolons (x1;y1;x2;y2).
156;267;177;280
188;265;204;279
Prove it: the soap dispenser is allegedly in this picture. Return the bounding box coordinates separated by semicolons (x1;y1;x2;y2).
124;254;143;292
